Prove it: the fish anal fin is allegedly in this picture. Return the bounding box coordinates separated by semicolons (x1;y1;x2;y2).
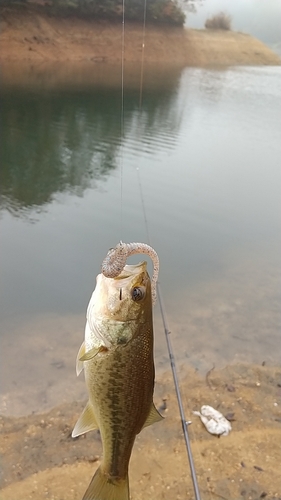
82;467;129;500
72;401;98;438
76;341;86;376
141;402;164;431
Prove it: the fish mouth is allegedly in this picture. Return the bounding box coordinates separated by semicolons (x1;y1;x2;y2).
87;260;151;325
112;261;147;280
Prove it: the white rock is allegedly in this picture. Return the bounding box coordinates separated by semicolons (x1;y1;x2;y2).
193;405;232;436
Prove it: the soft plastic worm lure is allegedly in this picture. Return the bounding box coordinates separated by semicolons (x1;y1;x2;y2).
101;241;159;305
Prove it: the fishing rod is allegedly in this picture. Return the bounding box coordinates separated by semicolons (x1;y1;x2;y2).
157;283;202;500
120;4;202;498
135;109;202;500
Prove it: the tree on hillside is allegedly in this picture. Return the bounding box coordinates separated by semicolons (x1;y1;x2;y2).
1;0;185;26
179;0;204;14
2;0;204;25
64;0;186;25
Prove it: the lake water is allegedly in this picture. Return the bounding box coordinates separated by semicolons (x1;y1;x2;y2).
0;63;280;416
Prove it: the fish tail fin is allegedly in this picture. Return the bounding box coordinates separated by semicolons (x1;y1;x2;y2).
82;466;129;500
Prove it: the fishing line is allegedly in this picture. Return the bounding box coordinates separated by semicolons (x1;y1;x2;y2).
120;3;201;498
135;11;201;500
120;0;125;236
139;0;147;108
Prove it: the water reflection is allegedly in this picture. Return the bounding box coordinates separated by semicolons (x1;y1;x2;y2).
0;64;182;216
0;64;280;417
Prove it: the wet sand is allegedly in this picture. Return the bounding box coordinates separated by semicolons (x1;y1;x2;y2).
1;363;281;500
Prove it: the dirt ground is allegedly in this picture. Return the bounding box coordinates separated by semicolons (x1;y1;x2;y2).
0;5;280;66
1;363;280;500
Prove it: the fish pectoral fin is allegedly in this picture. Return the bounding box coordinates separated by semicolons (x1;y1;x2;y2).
141;402;164;431
76;341;86;376
79;346;103;362
72;401;98;438
76;343;106;376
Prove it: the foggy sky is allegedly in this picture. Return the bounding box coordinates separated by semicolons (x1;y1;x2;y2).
185;0;281;45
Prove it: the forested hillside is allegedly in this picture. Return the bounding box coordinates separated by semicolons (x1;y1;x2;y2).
0;0;186;25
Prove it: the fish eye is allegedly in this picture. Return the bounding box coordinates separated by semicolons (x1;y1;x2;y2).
131;287;145;302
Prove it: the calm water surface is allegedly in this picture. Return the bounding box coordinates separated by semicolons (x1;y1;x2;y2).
1;64;280;415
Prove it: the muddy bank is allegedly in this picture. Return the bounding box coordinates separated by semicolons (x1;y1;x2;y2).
0;60;183;91
0;6;280;66
1;363;281;500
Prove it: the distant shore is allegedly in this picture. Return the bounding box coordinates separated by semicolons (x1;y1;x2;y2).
0;5;280;66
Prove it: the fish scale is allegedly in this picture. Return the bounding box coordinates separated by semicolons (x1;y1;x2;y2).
72;261;163;500
93;334;152;479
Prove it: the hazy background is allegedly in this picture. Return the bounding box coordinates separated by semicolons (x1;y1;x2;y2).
186;0;281;52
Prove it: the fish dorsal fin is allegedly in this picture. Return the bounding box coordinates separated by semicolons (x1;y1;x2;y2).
72;401;98;438
141;402;164;431
76;341;86;376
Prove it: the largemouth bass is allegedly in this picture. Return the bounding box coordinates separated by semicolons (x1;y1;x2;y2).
72;261;163;500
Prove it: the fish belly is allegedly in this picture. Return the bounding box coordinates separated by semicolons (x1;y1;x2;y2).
85;322;154;480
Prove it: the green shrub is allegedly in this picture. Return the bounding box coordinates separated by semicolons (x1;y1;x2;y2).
42;0;185;25
149;0;185;26
205;12;232;31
